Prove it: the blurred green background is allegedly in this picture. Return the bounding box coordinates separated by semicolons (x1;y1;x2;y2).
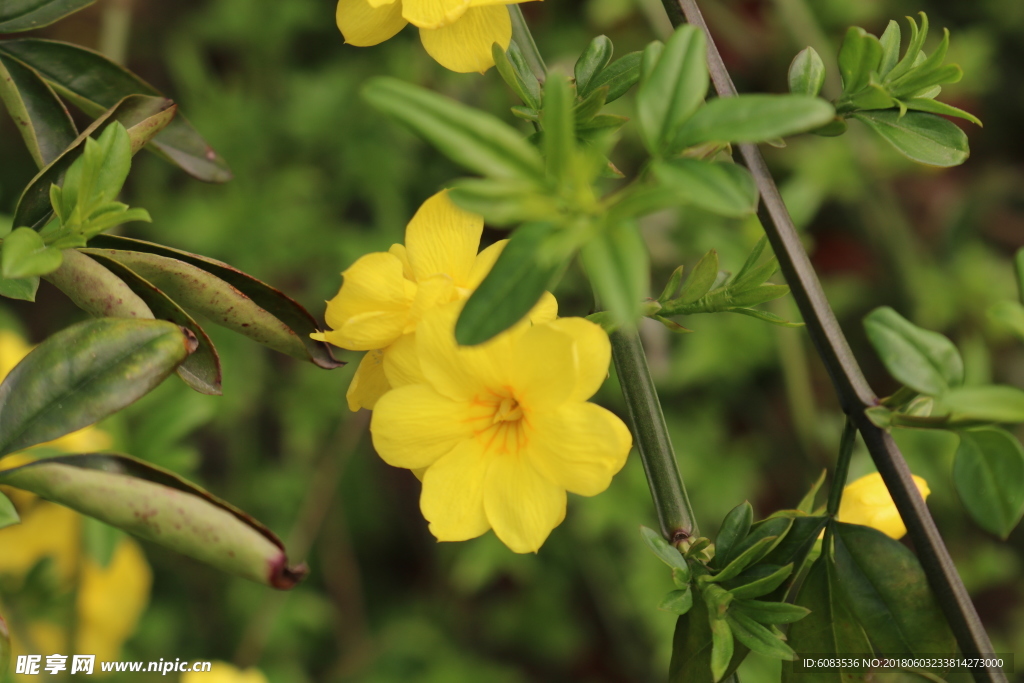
1;0;1022;680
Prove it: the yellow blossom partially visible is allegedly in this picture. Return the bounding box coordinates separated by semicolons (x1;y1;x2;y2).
181;662;269;683
76;539;152;662
370;302;631;553
335;0;536;73
838;472;931;540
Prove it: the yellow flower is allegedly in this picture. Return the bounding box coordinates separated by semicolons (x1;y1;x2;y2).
838;472;931;540
370;302;632;552
77;538;152;662
313;189;555;412
181;662;269;683
335;0;535;73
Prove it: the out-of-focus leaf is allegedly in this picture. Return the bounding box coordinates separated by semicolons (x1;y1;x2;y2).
673;95;834;151
574;35;614;97
788;47;825;97
542;74;575;184
362;76;544;182
989;301;1024;342
652;158;758;217
937;385;1024;424
833;523;956;658
0;0;94;32
0;318;194;456
636;24;708;154
0;39;231;182
85;234;341;369
863;306;963;395
0;54;76;168
587;51;642;103
0;227;63;278
953;428;1024;538
0;490;19;531
0;454;305;588
581;220;649;328
853;110;969;167
0;274;39;302
13;94;176;230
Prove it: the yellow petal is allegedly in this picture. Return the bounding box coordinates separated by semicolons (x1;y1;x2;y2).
529;403;631;496
337;310;412;350
371;384;473;469
510;322;578;411
324;251;416;349
418;4;511;73
77;538;151;662
0;329;31;380
383;333;424;388
416;303;486;400
467;240;506;289
389;243;415;280
402;0;469;29
336;0;408;46
407;273;458;332
547;317;611;401
838;472;930;540
405;190;483;286
420;439;490;541
346;349;391;411
0;502;79;583
468;0;539;6
484;455;566;552
528;290;558;324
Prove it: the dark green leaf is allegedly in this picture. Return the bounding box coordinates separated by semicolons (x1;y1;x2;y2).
863;306;963;395
85;234;341;369
833;522;956;658
0;453;305;588
641;525;689;572
733;598;809;625
493;43;540;110
730;516;792;566
798;470;827;514
673;95;834;151
937;385;1024;424
0;490;19;530
710;535;779;583
838;27;883;94
581;220;649;328
878;20;902;77
574;35;614;97
587;51;642;104
1;227;62;278
727;610;796;660
761;515;828;571
853;110;969;167
669;600;748;683
954;428;1024;537
0;318;194;456
0;39;230;182
0;0;94;32
637;25;708;154
0;54;76;168
652;158;758;217
901;97;981;126
542;74;575;184
456;222;564;346
713;500;752;569
13;94;176;231
362;76;544;182
788;47;825;97
728;563;793;600
660;588;694;615
0;274;39;301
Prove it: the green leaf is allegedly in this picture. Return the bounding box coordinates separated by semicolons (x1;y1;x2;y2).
798;470;827;514
362;76;544;182
456;222;564;346
636;25;708;154
781;556;872;683
82;516;122;568
676;250;719;305
673;95;835;150
0;54;76;168
448;178;553;227
574;35;614;97
587;51;642;104
658;265;686;303
733;598;809;625
954;428;1024;538
573;86;607;125
13;94;176;231
542;74;575;185
0;274;39;301
863;306;963;395
853;110;969;167
833;522;956;658
727;516;792;568
761;515;827;570
888;29;954;98
0;490;20;531
0;453;305;588
709;616;734;682
641;525;689;572
1;227;63;278
937;385;1024;424
0;39;230;182
581;220;649;328
901;97;982;126
652;159;758;217
788;47;825;97
886;13;929;83
731;236;774;290
729;284;790;308
669;600;748;683
0;0;94;32
42;248;153;320
727;610;796;660
728;563;793;600
661;588;695;615
713;500;753;569
85;234;341;369
838;27;883;94
878;20;902;78
988;301;1024;342
0;318;194;456
493;43;540;110
710;535;779;583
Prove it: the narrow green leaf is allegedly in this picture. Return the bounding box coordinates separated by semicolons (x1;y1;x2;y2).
0;490;19;531
788;47;825;97
43;248;153;319
728;563;793;600
1;227;63;278
574;35;614;97
581;220;649;328
710;535;778;583
838;27;883;94
573;86;608;125
362;76;544;182
954;428;1024;538
730;516;792;565
456;222;563;346
901;97;981;126
732;236;769;288
669;601;748;683
891;64;963;100
863;306;964;395
641;525;689;572
733;598;809;625
0;453;305;588
938;385;1024;424
660;588;695;615
542;74;575;184
888;28;952;97
587;51;642;104
676;250;719;304
729;308;803;327
833;522;956;658
658;265;685;303
854;110;969;167
0;0;94;32
886;13;929;83
727;610;796;660
674;94;834;150
493;43;540;110
652;158;758;217
798;470;827;514
0;274;39;301
0;39;230;181
0;318;194;456
760;515;828;570
449;178;553;227
709;616;734;682
713;501;753;569
636;25;708;154
729;284;790;308
0;54;76;168
878;20;902;77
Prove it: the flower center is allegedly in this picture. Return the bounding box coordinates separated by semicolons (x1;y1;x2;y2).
466;389;529;455
493;396;523;424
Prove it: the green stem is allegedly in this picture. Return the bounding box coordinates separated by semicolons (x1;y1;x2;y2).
98;0;133;65
610;328;698;541
826;417;856;517
509;5;546;82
